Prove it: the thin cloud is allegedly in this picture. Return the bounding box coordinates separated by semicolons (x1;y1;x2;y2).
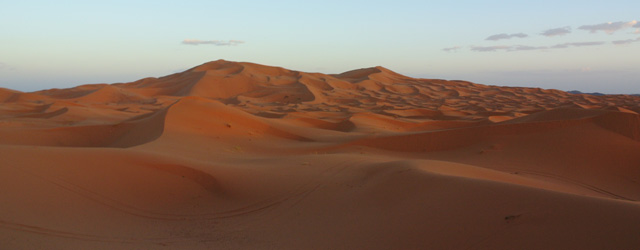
541;27;571;37
0;62;14;71
612;37;640;45
578;20;638;34
485;33;528;41
442;46;462;52
512;45;548;51
471;45;548;52
470;41;606;52
470;45;512;52
550;42;606;49
182;39;245;46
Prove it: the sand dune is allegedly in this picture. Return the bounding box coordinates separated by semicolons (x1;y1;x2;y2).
1;60;639;249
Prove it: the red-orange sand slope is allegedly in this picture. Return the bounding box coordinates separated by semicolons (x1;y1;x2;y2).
1;60;640;249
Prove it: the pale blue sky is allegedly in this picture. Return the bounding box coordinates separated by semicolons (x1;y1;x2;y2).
1;0;639;93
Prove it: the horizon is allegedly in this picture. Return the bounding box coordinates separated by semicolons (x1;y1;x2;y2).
5;59;638;96
1;1;639;94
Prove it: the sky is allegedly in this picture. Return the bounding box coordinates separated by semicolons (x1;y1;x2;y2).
1;0;639;94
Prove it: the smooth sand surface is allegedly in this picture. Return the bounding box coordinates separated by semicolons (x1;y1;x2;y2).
1;60;640;249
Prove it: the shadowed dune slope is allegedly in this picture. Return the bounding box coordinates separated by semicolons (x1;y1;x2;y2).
0;107;168;147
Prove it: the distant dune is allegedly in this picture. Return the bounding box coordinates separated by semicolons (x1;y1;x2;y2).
1;60;639;249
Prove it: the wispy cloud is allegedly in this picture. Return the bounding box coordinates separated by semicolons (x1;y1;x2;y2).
550;41;606;49
182;39;245;46
612;37;640;45
511;45;547;51
442;46;462;52
472;45;550;52
470;41;606;52
0;62;14;71
470;45;512;52
541;27;571;37
578;20;638;34
471;45;554;52
485;33;528;41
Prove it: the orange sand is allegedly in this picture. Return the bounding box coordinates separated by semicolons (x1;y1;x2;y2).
1;60;639;249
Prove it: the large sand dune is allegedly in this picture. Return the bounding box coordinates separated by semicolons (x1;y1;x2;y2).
1;60;639;249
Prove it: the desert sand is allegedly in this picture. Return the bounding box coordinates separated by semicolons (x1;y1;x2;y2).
1;60;639;249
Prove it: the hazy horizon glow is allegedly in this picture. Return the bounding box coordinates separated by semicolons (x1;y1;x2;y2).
1;0;639;94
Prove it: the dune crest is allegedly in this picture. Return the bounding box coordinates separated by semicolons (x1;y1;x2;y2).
1;60;640;249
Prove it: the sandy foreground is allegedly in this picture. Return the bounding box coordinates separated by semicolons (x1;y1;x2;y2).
1;60;639;249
